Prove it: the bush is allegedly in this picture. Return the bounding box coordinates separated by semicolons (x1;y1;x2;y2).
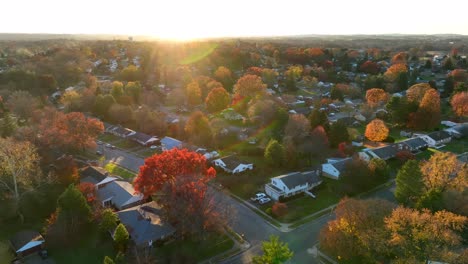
384;136;395;143
272;202;288;217
265;208;272;215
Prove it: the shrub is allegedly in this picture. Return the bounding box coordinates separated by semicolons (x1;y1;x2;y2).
265;208;272;215
272;202;288;217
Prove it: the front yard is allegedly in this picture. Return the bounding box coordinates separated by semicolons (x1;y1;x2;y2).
104;163;137;178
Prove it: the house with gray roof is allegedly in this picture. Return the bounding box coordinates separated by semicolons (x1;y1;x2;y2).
419;131;452;147
117;201;175;247
80;166;110;185
213;155;253;174
160;136;182;151
396;137;428;152
127;132;159;146
97;180;144;210
321;158;352;179
367;145;398;160
265;170;322;200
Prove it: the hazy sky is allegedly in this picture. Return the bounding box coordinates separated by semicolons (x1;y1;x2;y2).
2;0;468;40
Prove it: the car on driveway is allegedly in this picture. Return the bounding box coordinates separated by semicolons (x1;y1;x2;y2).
96;150;103;155
97;140;103;145
105;143;112;148
258;197;271;205
250;193;266;202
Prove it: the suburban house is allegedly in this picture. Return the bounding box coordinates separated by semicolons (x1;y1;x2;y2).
444;123;468;139
160;136;182;151
419;131;452;147
127;132;159;146
107;126;136;138
265;171;322;201
367;145;398;160
213;155;253;174
322;158;352;179
97;180;145;210
117;201;175;247
395;137;428;152
9;230;45;258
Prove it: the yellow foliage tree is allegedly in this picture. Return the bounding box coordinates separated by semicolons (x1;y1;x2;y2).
365;119;389;142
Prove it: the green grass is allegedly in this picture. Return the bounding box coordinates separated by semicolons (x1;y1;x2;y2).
138;149;160;158
416;148;439;161
262;186;340;223
50;226;115;264
0;241;13;264
98;133;121;143
440;140;467;154
105;163;136;178
156;234;234;262
113;139;141;150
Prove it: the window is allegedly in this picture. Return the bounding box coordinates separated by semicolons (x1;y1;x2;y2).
103;199;112;207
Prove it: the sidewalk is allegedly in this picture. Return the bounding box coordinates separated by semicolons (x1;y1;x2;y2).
199;228;250;264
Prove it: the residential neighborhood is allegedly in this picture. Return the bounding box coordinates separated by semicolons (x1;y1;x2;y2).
0;11;468;264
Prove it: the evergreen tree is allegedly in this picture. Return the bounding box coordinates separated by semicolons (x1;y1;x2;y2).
264;139;285;167
395;160;424;206
329;122;349;147
330;86;344;101
252;235;293;264
309;109;329;130
100;208;118;233
397;72;408;91
113;223;129;252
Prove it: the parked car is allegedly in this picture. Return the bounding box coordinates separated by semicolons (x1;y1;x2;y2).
96;150;103;155
110;145;116;149
250;193;266;202
97;140;103;145
150;145;160;150
105;143;112;148
258;197;271;205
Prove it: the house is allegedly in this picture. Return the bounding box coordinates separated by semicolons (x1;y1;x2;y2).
97;180;144;210
127;132;159;146
213;155;253;174
367;145;398;160
444;123;468;139
80;166;112;185
265;171;322;201
396;137;428;152
117;201;175;247
108;126;136;138
321;158;352;179
9;230;45;258
160;136;182;151
419;131;452;147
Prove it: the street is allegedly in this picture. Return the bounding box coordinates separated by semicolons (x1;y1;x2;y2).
97;144;396;264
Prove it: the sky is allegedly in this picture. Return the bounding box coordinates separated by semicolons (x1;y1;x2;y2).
1;0;468;40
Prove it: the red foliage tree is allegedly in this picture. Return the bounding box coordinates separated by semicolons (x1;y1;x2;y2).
366;88;389;108
272;202;288;218
360;61;380;74
246;66;264;76
451;92;468;117
450;69;467;82
134;149;222;235
78;182;97;202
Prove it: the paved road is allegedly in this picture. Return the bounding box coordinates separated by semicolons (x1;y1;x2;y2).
95;144;396;264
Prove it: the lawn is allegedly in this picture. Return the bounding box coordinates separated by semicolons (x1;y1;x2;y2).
261;184;340;223
0;241;13;264
50;226;115;264
98;133;122;143
113;139;141;150
416;148;440;161
105;163;137;178
440;140;467;154
138;149;160;158
155;234;234;263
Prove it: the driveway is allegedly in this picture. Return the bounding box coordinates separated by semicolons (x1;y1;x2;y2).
97;144;144;172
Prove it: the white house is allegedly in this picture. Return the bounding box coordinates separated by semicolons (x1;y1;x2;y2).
265;171;322;201
419;131;452;147
213;155;253;174
321;158;352;180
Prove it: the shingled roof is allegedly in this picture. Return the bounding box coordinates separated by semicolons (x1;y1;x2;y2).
274;171;321;190
80;166;109;184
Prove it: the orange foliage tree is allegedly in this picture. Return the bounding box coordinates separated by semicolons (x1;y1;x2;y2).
365;119;389;142
384;64;407;82
78;182;96;202
205;87;231;113
406;83;432;103
272;202;288;218
359;61;380;74
134;149;223;236
450;69;467;82
186;81;202;106
451;92;468;117
391;52;408;65
366;88;389;108
233;74;266;98
39;111;104;152
214;66;234;91
410;89;440;130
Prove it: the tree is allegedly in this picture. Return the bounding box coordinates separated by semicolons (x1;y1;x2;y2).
93;94;116;118
98;209;118;234
384;207;467;261
113;223;129;252
103;256;115;264
330;86;344;101
134;149;225;236
111;81;124;99
421;152;462;192
386;96;418;127
185;111;213;147
308;109;328;130
365;88;388;108
53;154;79;185
359;60;380;74
108;104;134;125
384;64;407;82
186;81;202;106
329;122;349;147
78;182;96;203
205;87;230;113
247;99;278;126
410;89;440;130
60;90;82;112
119;65;142;82
261;68;278;88
233;74;266;98
395;160;424;206
406;83;432;103
252;235;293;264
124;81;142;104
39;111;104;152
6;90;38;119
391;52;408;65
451;92;468;117
271;203;288;218
0;138;41;219
264;139;285;167
365;119;389;142
213;66;234;91
0;113;17;137
284;114;311;141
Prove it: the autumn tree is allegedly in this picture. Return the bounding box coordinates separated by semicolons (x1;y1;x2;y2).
109;104;134;125
124;81;142;103
78;182;96;203
213;66;234;91
284;65;303;91
391;52;408;65
6;91;38;119
100;208;118;233
420;152;463;192
119;65;142;82
134;149;227;236
110;81;124;99
308;109;328;130
205;87;230;113
247;99;278;126
185;111;213;147
0;138;42;220
39;111;104;152
395;160;424;206
0;113;17;137
261;68;278;88
410;88;440;130
451;92;468;117
384;207;467;262
384;63;407;83
272;203;288;218
264;139;285;167
60;90;82;112
134;106;167;136
406;83;432;103
365;119;389;142
329;121;350;147
252;235;293;264
113;223;129;252
365;88;389;108
359;60;380;74
186;81;202;106
233;74;266;99
53;154;79;185
93;94;116;118
103;256;115;264
284;114;311;141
